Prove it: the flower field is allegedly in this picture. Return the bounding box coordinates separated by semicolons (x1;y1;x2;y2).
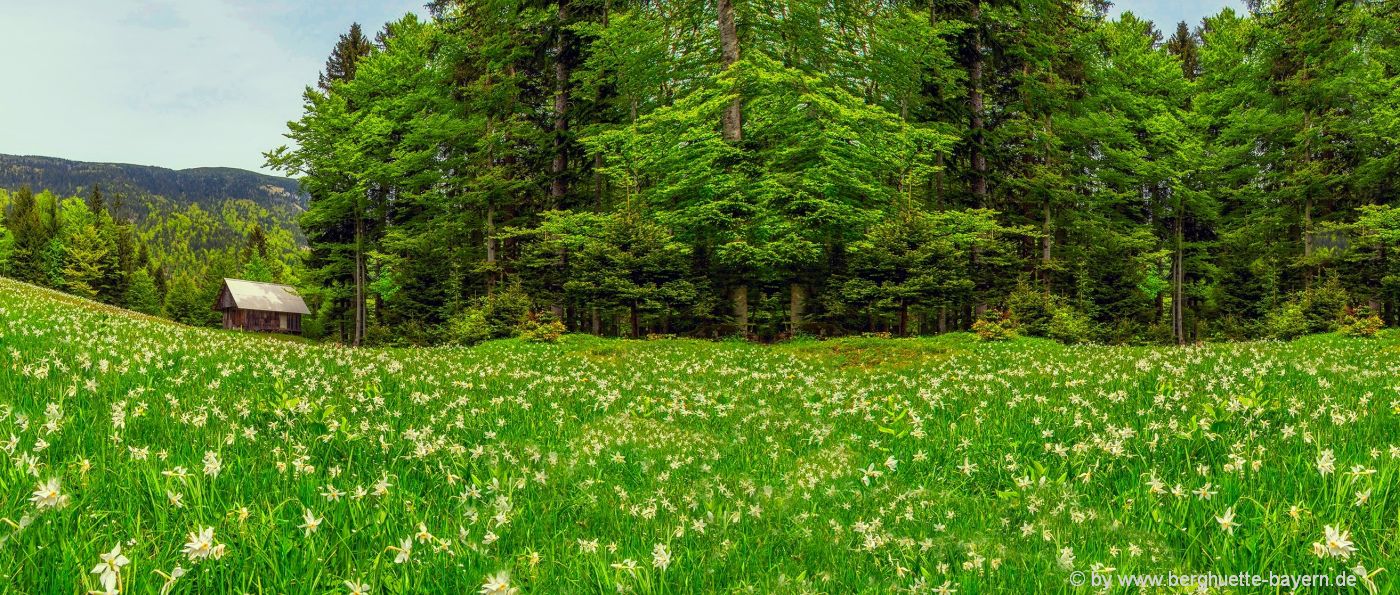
0;276;1396;594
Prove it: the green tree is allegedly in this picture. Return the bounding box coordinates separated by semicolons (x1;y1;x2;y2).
61;223;109;299
123;268;162;315
3;187;49;284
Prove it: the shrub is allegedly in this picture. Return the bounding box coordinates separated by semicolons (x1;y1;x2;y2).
1302;276;1348;333
447;308;493;346
1047;306;1095;345
1339;306;1384;338
1142;321;1175;346
517;311;566;343
1265;301;1309;340
1007;282;1052;337
446;285;532;346
973;310;1016;342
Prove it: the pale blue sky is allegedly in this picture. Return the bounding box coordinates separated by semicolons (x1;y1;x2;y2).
0;1;427;175
1111;0;1247;33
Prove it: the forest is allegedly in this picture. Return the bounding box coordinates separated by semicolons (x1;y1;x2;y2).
6;0;1400;347
0;185;303;327
266;0;1400;346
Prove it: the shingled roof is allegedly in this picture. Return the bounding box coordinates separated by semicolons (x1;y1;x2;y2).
219;278;310;314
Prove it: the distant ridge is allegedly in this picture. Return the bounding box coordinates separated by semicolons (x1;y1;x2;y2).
0;153;307;215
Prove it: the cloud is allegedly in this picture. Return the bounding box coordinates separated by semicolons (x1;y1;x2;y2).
0;0;425;174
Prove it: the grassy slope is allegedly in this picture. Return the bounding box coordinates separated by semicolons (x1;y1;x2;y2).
0;277;1395;593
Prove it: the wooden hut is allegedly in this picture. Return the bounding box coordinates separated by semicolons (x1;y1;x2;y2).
212;278;309;334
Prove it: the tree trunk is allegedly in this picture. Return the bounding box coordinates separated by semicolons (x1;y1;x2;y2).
898;301;909;337
1172;212;1185;346
732;285;748;335
717;0;746;331
1303;194;1313;259
1042;199;1052;295
551;2;570;205
353;214;365;347
485;204;498;294
969;0;987;206
717;0;741;142
938;306;947;334
630;301;641;338
789;282;804;332
373;259;384;325
591;307;601;335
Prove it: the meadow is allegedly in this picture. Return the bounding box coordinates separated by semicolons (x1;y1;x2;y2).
0;276;1394;593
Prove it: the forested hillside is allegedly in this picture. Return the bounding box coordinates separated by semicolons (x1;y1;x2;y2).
0;154;307;218
267;0;1400;347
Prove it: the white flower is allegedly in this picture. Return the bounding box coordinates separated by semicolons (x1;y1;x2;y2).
344;579;371;595
372;474;392;497
299;508;322;537
156;566;186;595
1351;564;1380;595
652;543;671;570
479;570;517;595
958;457;978;476
1317;450;1336;476
1313;525;1356;560
89;570;119;595
884;456;898;472
161;466;190;480
1354;489;1371;507
391;537;413;564
322;484;344;502
31;477;68;510
1193;483;1217;500
182;526;225;561
1057;547;1075;570
203;452;222;477
1215;507;1239;535
90;544;130;584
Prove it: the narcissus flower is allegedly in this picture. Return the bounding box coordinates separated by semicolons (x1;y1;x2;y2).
479;570;517;595
1215;507;1239;535
90;544;129;585
182;526;226;561
1313;525;1356;560
31;477;68;510
299;508;323;537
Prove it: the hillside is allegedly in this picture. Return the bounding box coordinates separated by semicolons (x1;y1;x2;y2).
0;276;1393;592
0;153;306;217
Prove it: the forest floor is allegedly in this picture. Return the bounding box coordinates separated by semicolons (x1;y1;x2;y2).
0;277;1394;593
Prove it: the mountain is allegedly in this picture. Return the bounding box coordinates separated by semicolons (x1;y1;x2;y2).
0;153;307;216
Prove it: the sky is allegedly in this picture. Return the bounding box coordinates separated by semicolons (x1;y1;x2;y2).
1110;0;1247;32
0;1;428;176
1;1;1240;177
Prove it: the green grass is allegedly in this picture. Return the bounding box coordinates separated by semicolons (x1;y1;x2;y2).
0;277;1395;593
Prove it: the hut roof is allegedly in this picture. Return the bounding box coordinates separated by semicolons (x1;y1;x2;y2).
219;278;310;314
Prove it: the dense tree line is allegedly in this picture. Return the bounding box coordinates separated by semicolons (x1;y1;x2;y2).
0;186;302;328
253;0;1392;346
